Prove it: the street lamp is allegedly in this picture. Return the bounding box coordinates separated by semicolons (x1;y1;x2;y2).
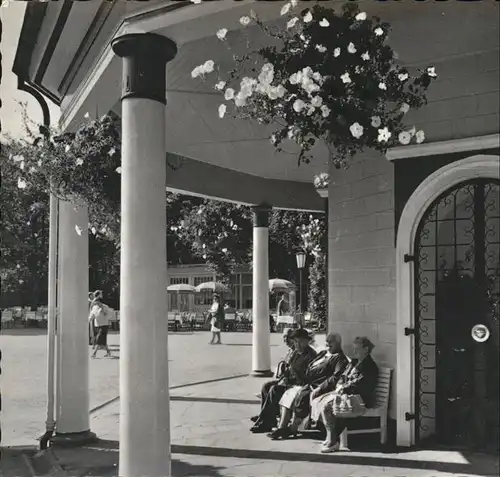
296;250;306;327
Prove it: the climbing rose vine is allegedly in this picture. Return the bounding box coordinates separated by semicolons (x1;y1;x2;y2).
191;2;437;167
4;112;122;242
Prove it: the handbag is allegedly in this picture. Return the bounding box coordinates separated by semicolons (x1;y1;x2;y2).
331;393;366;417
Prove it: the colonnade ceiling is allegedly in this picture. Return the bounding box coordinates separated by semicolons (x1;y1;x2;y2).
16;0;499;186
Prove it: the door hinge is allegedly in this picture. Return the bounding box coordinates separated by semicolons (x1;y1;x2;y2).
405;412;416;421
404;327;416;336
404;254;415;263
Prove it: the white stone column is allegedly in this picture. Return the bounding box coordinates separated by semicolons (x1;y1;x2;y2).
251;204;273;377
52;200;95;445
112;33;177;477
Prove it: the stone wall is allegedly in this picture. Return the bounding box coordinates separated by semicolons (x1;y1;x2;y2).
327;152;397;416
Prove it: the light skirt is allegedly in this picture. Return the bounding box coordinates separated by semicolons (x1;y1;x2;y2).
311;392;365;422
211;325;221;332
279;385;303;409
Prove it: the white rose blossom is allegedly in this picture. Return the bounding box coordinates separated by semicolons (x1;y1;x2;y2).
287;17;299;28
224;88;235;100
204;60;215;74
17;178;27;189
371;116;382;127
311;96;323;107
356;12;367;21
315;44;327;53
280;3;291;15
239;16;251;26
378;82;387;90
215;81;226;90
76;158;84;166
398;72;409;82
350;122;364;139
427;66;437;78
303;11;313;23
234;92;247;107
75;225;83;236
377;127;392;143
416;130;426;143
334;47;341;57
340;72;351;84
293;99;306;113
320;105;331;118
398;131;412;145
115;167;122;174
218;104;227;118
319;18;329;27
347;42;357;54
400;103;410;114
216;28;228;40
374;27;384;36
65;144;71;153
361;52;370;61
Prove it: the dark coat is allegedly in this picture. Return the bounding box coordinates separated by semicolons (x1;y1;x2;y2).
281;346;317;386
308;350;349;390
337;355;379;408
213;303;225;328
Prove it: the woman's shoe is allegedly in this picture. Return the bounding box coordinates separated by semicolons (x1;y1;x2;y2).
250;419;273;434
268;427;295;440
250;415;259;423
320;442;340;453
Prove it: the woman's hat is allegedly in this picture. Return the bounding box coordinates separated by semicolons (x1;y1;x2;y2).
291;328;309;340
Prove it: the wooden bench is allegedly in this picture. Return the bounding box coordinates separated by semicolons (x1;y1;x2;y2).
339;366;392;447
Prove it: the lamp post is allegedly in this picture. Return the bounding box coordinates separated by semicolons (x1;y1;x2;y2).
296;250;306;328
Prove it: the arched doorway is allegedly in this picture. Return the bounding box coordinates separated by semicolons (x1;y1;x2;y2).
395;155;500;448
413;178;499;450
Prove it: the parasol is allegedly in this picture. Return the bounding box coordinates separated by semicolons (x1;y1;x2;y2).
167;284;197;294
269;278;295;293
195;281;230;293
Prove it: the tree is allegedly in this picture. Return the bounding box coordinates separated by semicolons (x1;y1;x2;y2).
0;153;49;309
174;198;328;318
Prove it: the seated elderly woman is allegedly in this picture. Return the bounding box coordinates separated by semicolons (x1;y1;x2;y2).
251;328;316;433
311;336;378;453
250;328;295;420
267;332;348;439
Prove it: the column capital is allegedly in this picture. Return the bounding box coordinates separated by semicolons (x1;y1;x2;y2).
111;33;177;104
251;203;272;228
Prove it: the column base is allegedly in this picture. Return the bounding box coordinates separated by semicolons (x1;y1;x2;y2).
50;430;97;448
251;370;274;378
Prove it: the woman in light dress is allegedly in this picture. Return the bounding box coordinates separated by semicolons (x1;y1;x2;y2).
209;293;224;345
88;294;113;358
311;336;378;453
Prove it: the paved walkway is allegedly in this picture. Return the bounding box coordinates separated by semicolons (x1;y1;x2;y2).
41;374;497;477
2;330;498;476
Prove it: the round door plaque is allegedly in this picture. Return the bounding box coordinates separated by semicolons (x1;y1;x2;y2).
471;324;490;343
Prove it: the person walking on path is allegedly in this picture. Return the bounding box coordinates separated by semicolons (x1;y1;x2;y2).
209;293;225;345
88;295;112;358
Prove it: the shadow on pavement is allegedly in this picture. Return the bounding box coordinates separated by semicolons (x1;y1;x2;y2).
0;328;48;336
169;444;499;475
222;343;278;347
170;396;260;405
53;440;224;477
